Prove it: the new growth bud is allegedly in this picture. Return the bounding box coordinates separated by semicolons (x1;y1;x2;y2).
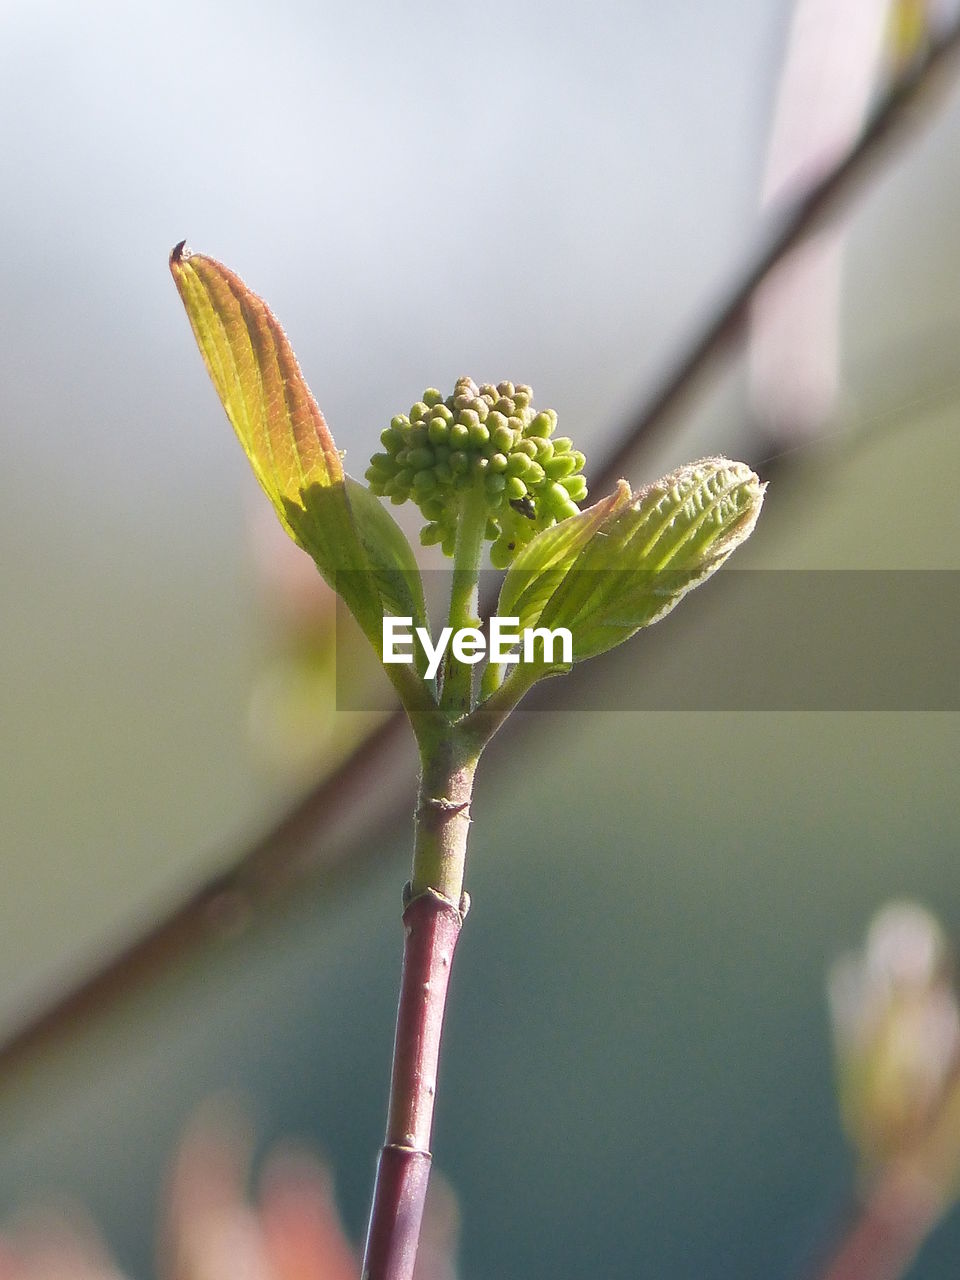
365;378;588;567
830;902;960;1175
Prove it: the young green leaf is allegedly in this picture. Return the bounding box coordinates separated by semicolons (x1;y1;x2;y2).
169;243;343;543
344;478;428;625
169;244;429;659
496;481;631;633
533;458;765;664
346;478;429;677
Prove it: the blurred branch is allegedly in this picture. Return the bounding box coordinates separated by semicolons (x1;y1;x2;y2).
593;5;960;491
813;1171;943;1280
748;0;890;440
2;9;960;1081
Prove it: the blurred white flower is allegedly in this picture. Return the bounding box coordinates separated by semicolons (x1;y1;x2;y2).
830;901;960;1173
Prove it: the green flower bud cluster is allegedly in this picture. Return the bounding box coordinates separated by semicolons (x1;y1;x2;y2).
365;377;587;568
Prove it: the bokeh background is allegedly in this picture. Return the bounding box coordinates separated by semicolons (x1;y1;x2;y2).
2;1;959;1277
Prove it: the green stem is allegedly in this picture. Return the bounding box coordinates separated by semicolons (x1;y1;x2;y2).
479;657;504;701
461;659;543;755
440;482;488;721
410;736;477;899
382;660;444;738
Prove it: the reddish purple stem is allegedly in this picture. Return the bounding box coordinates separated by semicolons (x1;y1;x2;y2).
362;889;465;1280
815;1167;945;1280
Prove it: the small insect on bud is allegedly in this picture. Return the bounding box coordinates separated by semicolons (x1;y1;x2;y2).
510;495;536;519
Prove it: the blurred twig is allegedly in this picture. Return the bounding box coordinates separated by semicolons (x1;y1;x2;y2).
2;9;960;1080
809;1068;960;1280
593;3;960;491
748;0;890;438
813;1171;943;1280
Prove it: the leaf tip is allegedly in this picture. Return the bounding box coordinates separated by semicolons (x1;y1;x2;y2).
169;240;192;270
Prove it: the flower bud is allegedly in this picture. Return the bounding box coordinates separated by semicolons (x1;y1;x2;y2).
365;378;589;562
830;902;960;1174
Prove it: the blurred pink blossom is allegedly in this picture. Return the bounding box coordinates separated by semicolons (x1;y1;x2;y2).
0;1104;458;1280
